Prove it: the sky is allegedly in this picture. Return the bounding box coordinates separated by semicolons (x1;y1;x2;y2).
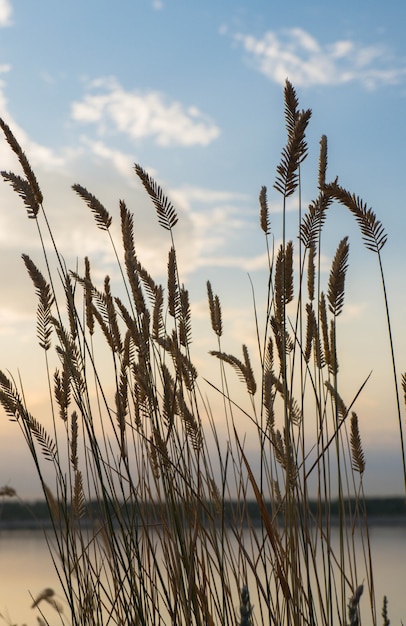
0;0;405;499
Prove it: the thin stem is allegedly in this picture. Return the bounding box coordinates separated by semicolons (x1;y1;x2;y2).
377;252;406;492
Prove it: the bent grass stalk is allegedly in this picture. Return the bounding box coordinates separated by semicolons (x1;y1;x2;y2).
0;80;403;626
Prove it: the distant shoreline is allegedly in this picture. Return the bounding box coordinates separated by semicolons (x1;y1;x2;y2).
0;497;405;531
0;517;405;532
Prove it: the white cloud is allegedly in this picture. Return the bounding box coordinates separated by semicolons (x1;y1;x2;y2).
234;28;406;90
165;186;317;275
170;185;248;209
71;77;220;147
167;185;267;272
152;0;164;9
80;137;136;180
0;0;12;27
195;251;268;272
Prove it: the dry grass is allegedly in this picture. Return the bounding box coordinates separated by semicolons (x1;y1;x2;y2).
0;80;404;626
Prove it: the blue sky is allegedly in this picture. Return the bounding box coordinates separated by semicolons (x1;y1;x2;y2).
0;0;405;498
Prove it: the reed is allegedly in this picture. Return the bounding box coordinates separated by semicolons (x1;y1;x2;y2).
0;80;404;626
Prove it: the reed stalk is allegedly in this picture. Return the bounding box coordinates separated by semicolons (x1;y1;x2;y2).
0;80;402;626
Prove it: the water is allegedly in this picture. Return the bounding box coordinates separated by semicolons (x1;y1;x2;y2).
0;525;405;626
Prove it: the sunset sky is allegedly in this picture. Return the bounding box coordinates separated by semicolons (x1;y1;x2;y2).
0;0;405;499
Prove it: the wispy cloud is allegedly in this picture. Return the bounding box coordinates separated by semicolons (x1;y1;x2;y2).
79;137;136;180
167;185;267;272
234;27;406;90
71;76;220;147
0;0;12;27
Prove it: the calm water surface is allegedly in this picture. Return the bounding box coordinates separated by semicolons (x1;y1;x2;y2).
0;526;405;625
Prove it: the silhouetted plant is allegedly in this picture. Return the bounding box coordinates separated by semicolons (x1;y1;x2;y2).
0;80;404;626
